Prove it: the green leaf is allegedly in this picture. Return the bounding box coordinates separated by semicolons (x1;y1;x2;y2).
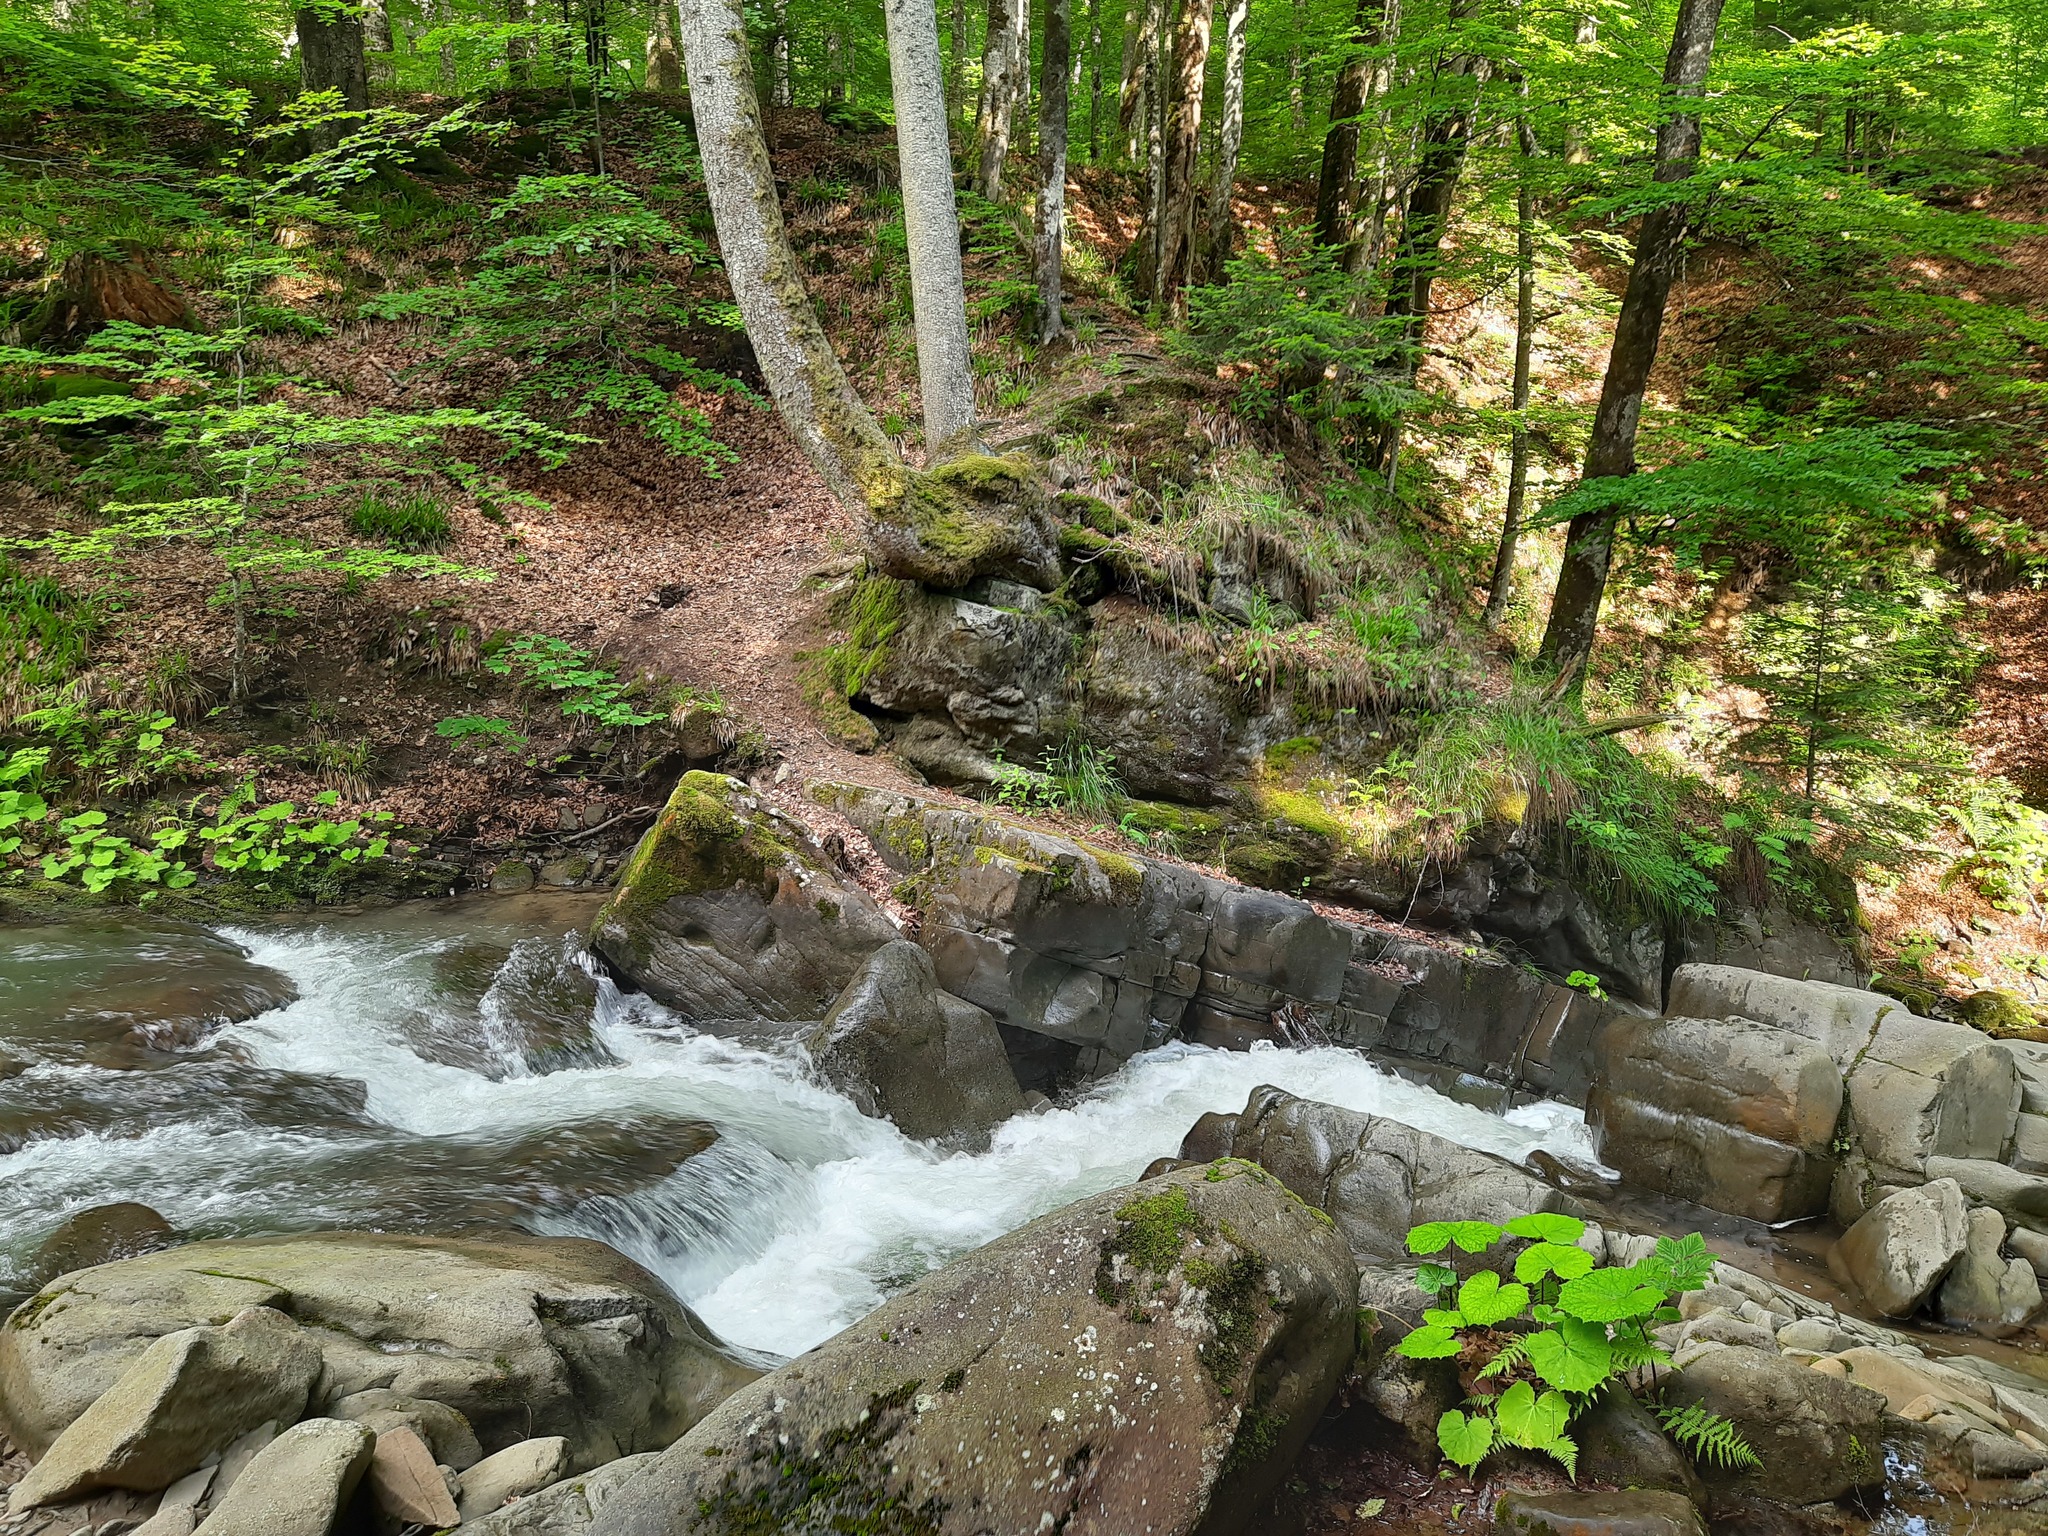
1416;1262;1457;1294
1495;1381;1574;1450
1392;1325;1462;1360
1516;1241;1596;1285
1406;1220;1502;1256
1526;1319;1613;1393
1559;1268;1666;1323
1456;1270;1530;1328
1505;1213;1587;1245
1423;1308;1465;1329
1436;1409;1494;1471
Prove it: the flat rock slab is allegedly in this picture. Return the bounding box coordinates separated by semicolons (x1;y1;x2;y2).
365;1425;459;1528
460;1452;658;1534
459;1435;573;1521
1664;1344;1885;1505
192;1418;374;1536
1495;1489;1708;1536
8;1306;319;1508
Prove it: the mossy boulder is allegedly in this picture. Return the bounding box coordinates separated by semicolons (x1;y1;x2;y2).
865;453;1062;593
592;1163;1357;1536
1960;989;2048;1040
589;772;896;1028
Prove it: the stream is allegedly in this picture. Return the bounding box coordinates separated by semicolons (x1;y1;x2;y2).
0;894;1603;1361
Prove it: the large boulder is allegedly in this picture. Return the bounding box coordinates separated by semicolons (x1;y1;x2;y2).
592;1164;1358;1536
805;940;1025;1148
1828;1178;1969;1316
1661;1345;1885;1505
7;1306;321;1508
0;1232;756;1471
1196;1084;1577;1261
1937;1206;2042;1331
588;773;897;1028
1587;1014;1842;1223
865;454;1062;592
188;1418;375;1536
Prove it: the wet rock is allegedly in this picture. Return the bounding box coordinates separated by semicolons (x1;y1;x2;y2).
1938;1206;2042;1330
1213;1084;1577;1261
0;1232;756;1472
6;1306;321;1507
330;1389;482;1470
23;1203;177;1290
459;1451;657;1534
1352;1319;1460;1463
1831;1345;1999;1415
1180;1110;1239;1161
1570;1387;1704;1500
1588;1014;1842;1223
491;860;538;894
1828;1178;1970;1316
594;1163;1359;1536
190;1418;375;1536
1494;1488;1707;1536
539;854;592;888
589;773;897;1028
365;1425;459;1529
458;1436;572;1521
805;940;1024;1148
1662;1344;1884;1504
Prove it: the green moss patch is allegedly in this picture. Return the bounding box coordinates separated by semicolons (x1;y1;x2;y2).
600;771;794;924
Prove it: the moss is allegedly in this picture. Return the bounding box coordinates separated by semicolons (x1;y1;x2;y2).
1089;846;1147;906
1223;1401;1288;1474
1223;836;1322;891
1182;1249;1267;1389
798;656;882;750
820;575;911;698
1960;989;2048;1039
1263;736;1323;774
599;772;794;925
1116;799;1225;856
1873;972;1941;1015
1256;786;1348;848
1095;1186;1209;1305
6;1285;67;1330
1054;491;1120;535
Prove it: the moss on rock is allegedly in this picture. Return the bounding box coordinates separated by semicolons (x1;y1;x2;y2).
1960;988;2048;1039
600;771;792;928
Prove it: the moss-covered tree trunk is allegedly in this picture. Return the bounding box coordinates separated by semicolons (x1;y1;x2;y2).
884;0;982;453
677;0;897;513
646;0;682;92
1034;0;1072;340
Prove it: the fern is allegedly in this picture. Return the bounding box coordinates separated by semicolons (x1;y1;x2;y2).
1657;1403;1762;1471
1476;1334;1530;1379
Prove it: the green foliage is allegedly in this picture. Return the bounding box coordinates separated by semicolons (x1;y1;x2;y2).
1396;1215;1748;1480
1045;736;1125;816
1657;1402;1764;1472
484;634;661;729
0;558;99;719
349;488;454;551
1945;782;2048;914
435;713;529;750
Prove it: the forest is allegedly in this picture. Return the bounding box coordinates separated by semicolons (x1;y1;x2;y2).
6;0;2048;1527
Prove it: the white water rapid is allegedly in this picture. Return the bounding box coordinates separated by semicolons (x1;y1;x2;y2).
0;899;1603;1360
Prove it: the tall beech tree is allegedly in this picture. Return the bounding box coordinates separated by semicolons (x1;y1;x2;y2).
1034;0;1073;340
1537;0;1728;682
295;0;369;146
1152;0;1214;311
1200;0;1246;280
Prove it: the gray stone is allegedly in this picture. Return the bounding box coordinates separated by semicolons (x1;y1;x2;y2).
490;860;537;894
191;1418;375;1536
539;855;592;888
1662;1345;1885;1504
1214;1084;1577;1262
1587;1014;1842;1222
460;1453;657;1535
156;1464;216;1517
590;773;898;1030
208;1422;277;1505
0;1232;757;1473
365;1426;459;1529
1567;1387;1703;1501
1938;1206;2040;1330
1676;1309;1778;1353
1494;1489;1707;1536
1666;964;1904;1063
1967;1429;2048;1479
1829;1178;1970;1316
592;1164;1359;1536
805;941;1024;1149
132;1507;198;1536
1925;1156;2048;1229
329;1389;481;1471
7;1307;321;1507
1775;1317;1851;1353
2011;1224;2048;1280
23;1204;177;1292
459;1436;573;1521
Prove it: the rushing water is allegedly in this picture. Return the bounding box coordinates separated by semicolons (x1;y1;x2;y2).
0;896;1603;1360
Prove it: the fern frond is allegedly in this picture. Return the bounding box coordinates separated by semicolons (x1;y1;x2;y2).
1657;1402;1762;1471
1478;1335;1531;1379
1549;1432;1579;1480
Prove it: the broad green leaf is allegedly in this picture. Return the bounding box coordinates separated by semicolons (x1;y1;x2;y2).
1456;1270;1530;1328
1559;1268;1665;1323
1392;1325;1461;1360
1423;1307;1465;1329
1505;1213;1587;1245
1436;1409;1494;1471
1405;1220;1501;1256
1495;1381;1573;1450
1416;1262;1457;1294
1526;1319;1612;1393
1516;1241;1596;1285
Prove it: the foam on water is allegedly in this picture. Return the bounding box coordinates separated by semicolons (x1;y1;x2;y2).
0;911;1603;1360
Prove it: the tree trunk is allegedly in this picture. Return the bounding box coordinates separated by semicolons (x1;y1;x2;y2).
1132;0;1167;300
1537;0;1727;680
1199;0;1245;281
646;0;682;91
1087;0;1103;160
1117;0;1153;163
1347;0;1402;272
506;0;531;83
974;0;1019;194
949;0;968;133
1378;50;1483;361
1288;0;1305;130
1484;117;1539;632
1035;0;1073;340
364;0;395;85
1562;13;1597;162
826;28;846;104
1013;0;1032;158
771;0;792;106
1312;0;1374;251
296;3;371;146
1152;0;1213;314
677;0;896;511
884;0;983;453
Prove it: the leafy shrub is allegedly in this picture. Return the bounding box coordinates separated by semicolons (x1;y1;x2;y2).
1045;736;1125;816
484;634;661;729
436;713;528;749
349;488;453;550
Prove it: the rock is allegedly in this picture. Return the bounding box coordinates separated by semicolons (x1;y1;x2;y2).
458;1436;573;1521
132;1507;199;1536
1587;1014;1842;1222
1828;1178;1969;1316
539;855;592;888
1830;1346;1996;1414
593;1164;1358;1536
1662;1345;1885;1504
1353;1321;1461;1463
491;860;538;894
2011;1225;2048;1280
1213;1084;1577;1261
1676;1309;1778;1353
365;1426;459;1529
190;1418;375;1536
209;1422;278;1504
2012;1112;2048;1175
6;1306;322;1507
1679;900;1866;989
1967;1429;2048;1478
0;1232;757;1472
804;940;1024;1148
1939;1206;2041;1330
1924;1156;2048;1229
459;1452;657;1535
23;1204;178;1291
1960;989;2048;1039
865;453;1063;592
1494;1489;1707;1536
1774;1317;1851;1353
157;1463;217;1517
329;1389;482;1471
1180;1110;1240;1162
1570;1387;1704;1500
589;773;897;1029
